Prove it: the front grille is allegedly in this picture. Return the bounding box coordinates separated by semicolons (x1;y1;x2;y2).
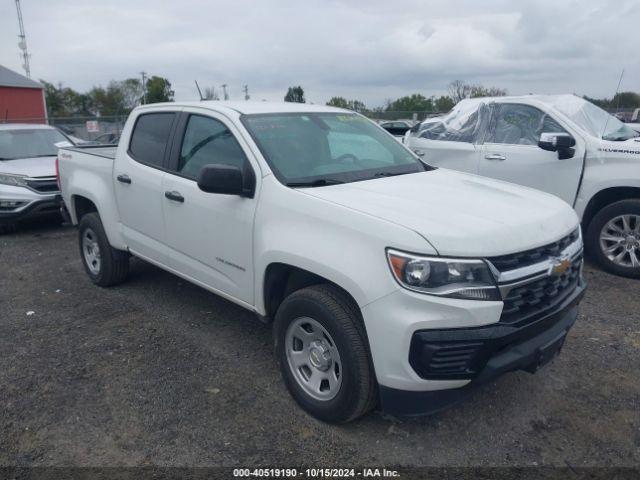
489;229;580;272
409;340;484;379
26;177;59;193
500;255;582;325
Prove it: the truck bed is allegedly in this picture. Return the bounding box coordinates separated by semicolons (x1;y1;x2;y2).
61;145;117;160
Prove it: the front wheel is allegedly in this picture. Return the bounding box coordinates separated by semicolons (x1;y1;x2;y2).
274;284;377;423
586;199;640;278
78;212;130;286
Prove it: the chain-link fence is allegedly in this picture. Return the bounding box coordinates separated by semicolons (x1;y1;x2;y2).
362;111;445;123
0;115;127;144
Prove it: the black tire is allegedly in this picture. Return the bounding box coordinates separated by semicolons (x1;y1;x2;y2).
274;284;377;423
78;212;130;286
586;199;640;278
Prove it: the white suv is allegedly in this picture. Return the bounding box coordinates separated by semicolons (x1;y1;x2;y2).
0;124;72;232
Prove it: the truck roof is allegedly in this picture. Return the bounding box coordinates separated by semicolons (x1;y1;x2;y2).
135;101;350;115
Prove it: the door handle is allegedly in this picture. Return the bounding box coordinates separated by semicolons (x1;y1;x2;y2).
164;191;184;203
484;153;506;161
413;149;425;157
116;174;132;184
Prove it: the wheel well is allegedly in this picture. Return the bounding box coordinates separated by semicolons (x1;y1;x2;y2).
263;263;356;321
73;195;98;221
582;187;640;231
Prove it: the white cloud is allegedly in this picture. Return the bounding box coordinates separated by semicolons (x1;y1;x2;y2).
0;0;638;106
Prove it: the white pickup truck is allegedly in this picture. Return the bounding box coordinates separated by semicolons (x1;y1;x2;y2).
59;101;585;422
404;95;640;278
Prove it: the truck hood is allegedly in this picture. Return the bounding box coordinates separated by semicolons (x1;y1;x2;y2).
300;169;579;257
0;156;57;177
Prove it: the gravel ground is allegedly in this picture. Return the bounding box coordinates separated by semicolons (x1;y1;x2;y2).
0;221;638;469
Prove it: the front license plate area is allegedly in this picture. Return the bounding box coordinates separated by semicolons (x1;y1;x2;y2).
525;332;567;373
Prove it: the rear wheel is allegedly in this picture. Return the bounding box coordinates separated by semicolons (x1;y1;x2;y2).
274;284;377;423
586;199;640;278
78;212;130;286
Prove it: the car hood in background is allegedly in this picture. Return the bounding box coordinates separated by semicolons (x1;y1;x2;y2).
300;169;579;257
0;156;57;177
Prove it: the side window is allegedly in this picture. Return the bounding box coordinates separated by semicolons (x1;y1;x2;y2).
177;115;248;179
128;113;175;167
489;104;567;145
422;103;487;143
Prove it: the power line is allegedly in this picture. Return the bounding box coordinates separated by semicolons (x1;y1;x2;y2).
14;0;31;78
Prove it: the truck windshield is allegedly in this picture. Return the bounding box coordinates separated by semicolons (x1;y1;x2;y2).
550;97;639;141
241;113;427;186
0;128;69;160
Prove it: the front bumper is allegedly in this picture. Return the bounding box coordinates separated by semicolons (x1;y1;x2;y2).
378;279;586;416
0;184;61;224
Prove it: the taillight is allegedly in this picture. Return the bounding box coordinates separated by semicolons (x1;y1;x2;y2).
55;156;60;189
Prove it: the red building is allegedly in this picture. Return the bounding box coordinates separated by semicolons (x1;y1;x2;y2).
0;64;46;123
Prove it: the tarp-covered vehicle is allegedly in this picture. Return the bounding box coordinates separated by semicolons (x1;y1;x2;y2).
405;94;640;278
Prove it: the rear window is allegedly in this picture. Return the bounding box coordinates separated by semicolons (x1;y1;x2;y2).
128;113;175;167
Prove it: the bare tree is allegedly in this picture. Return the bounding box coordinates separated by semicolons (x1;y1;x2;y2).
470;85;508;98
448;80;472;104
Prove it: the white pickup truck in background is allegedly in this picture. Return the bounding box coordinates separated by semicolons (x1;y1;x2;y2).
405;95;640;278
59;101;584;422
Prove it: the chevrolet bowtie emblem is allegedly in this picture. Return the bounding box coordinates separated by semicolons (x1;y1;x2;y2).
549;256;571;276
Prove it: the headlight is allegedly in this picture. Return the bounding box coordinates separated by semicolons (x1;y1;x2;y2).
387;249;500;301
0;173;28;187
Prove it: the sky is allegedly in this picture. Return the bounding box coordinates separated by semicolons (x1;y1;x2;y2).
0;0;638;107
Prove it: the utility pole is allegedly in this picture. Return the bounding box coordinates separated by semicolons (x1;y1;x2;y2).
140;71;147;105
14;0;31;78
243;85;250;101
221;84;229;100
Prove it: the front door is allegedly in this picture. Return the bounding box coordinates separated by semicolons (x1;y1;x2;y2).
479;103;585;205
161;111;259;306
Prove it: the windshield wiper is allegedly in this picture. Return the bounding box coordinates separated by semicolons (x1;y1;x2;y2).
286;178;345;188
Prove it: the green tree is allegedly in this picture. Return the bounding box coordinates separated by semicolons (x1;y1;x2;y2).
433;95;454;112
326;97;367;112
284;86;305;103
121;78;143;111
145;76;174;104
89;81;127;116
612;91;640;109
386;94;433;112
326;96;349;108
41;81;90;117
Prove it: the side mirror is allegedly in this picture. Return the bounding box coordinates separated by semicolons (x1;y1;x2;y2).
538;132;576;160
197;164;247;196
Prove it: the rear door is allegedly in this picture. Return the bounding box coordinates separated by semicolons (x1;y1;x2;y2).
115;110;178;262
479;103;585;205
407;103;488;174
161;110;259;306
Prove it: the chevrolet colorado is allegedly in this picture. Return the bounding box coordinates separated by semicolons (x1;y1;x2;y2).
405;94;640;278
59;102;585;422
